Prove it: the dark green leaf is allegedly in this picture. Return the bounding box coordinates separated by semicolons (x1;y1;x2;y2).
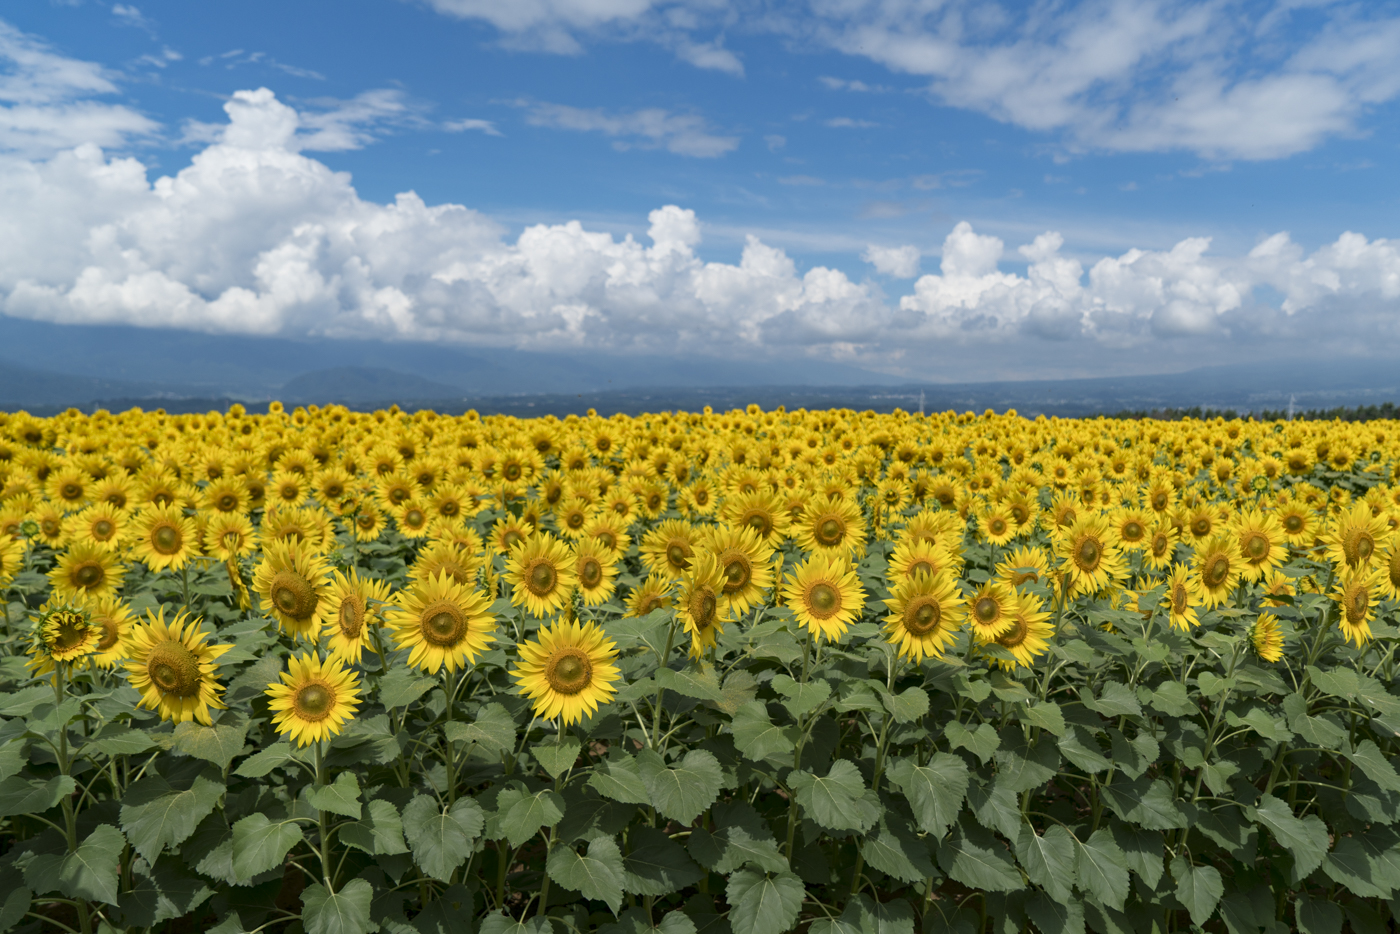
968;780;1021;841
637;749;722;825
234;742;299;778
547;835;626;913
1015;825;1076;903
839;893;916;934
994;733;1059;794
58;824;124;905
1294;897;1343;934
1321;837;1391;898
532;739;581;779
496;786;565;848
730;702;798;763
1057;726;1110;774
1170;857;1222;928
444;702;516;754
231;813;304;882
85;726;157;756
691;825;788;874
888;753;968;838
172;719;247;771
378;667;437;709
1026;891;1085;934
724;870;804;934
121;772;225;863
1020;702;1065;736
657;666;727;704
861;814;935;884
0;774;76;817
942;822;1023;892
1083;681;1141;718
477;914;550;934
622;826;705;896
307;771;362;819
1099;777;1185;830
1346;740;1400;793
1110;824;1164;890
402;795;484;882
302;878;375;934
1075;829;1128;911
0;887;30;933
589;755;653;805
1147;682;1196;717
878;685;929;723
340;799;408;856
945;721;1000;763
1252;794;1328;877
788;760;878;834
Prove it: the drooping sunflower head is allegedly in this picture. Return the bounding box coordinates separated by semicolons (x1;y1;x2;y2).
386;570;497;673
782;553;866;644
964;582;1015;643
323;568;392;664
505;532;578;618
640;519;700;580
252;538;334;639
123;607;231;725
572;538;619;607
265;652;362;747
31;603;99;667
1162;563;1199;632
625;573;673;618
1332;570;1378;647
703;524;775;617
512;619;621;726
1249;613;1284;663
993;546;1050;591
677;551;731;658
986;592;1053;671
881;570;961;663
86;594;136;668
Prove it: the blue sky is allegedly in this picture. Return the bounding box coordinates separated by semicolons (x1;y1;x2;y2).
2;0;1400;381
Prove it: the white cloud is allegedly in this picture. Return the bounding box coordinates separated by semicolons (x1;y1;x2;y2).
179;88;423;152
444;118;503;136
521;101;738;157
863;244;920;278
824;117;878;128
763;133;785;151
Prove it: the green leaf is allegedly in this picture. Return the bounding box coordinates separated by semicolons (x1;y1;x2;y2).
1099;777;1186;830
968;780;1021;841
120;772;225;863
1346;740;1400;793
692;825;788;874
637;748;722;825
234;742;299;778
1224;706;1292;743
379;667;437;709
1057;726;1110;774
85;725;157;756
888;753;968;838
942;822;1023;892
725;870;804;934
340;799;409;856
547;835;626;914
231;813;304;882
1321;836;1391;898
0;887;30;933
945;721;1000;763
0;740;25;782
533;739;581;779
1147;681;1197;717
622;826;705;896
57;823;124;905
995;733;1059;794
1083;681;1141;718
1075;829;1128;911
1294;896;1343;934
1020;701;1065;736
0;774;76;817
839;893;916;934
0;685;54;718
878;685;930;723
402;795;484;882
497;786;565;848
1111;824;1164;890
1026;891;1085;934
1282;694;1345;749
478;914;550;934
589;755;653;805
730;702;799;763
172;718;247;771
1252;795;1328;877
1307;664;1361;701
1171;857;1223;928
862;815;935;883
307;772;362;819
770;674;832;719
717;670;759;715
444;702;517;754
788;760;879;834
656;666;727;704
1015;825;1076;903
302;878;375;934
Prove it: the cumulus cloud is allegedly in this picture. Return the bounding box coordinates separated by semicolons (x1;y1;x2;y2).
443;118;502;136
863;244;920;278
179;88;425;152
520;101;738;157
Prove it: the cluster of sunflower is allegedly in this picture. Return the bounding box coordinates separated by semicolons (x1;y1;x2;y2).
7;404;1400;745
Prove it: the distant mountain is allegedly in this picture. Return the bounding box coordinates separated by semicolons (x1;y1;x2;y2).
280;368;466;404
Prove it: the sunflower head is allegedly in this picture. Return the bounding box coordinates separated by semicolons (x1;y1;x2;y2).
323;568;392;664
266;652;362;747
252;539;334;639
1332;570;1377;647
32;604;99;665
965;582;1015;642
505;533;578;618
386;571;497;673
677;552;732;658
513;619;621;726
1250;613;1284;663
123;607;231;725
782;553;866;644
882;571;961;663
626;573;674;618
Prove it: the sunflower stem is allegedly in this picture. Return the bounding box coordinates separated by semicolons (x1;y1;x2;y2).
315;741;336;893
54;665;93;934
649;614;679;751
442;667;457;805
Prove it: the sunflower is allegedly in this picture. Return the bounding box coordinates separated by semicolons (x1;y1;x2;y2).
796;498;868;556
1181;503;1228;544
573;539;619;607
1259;569;1295;607
882;571;961;663
46;466;90;509
0;535;25;589
1233;509;1284;582
83;594;136;668
50;536;126;605
1112;508;1151;552
130;504;196;572
323;569;391;664
640;519;699;580
124;608;230;725
782;553;866;644
889;538;964;583
677;552;732;657
203;511;257;561
1143;522;1178;572
386;571;497;673
1273;496;1318;547
513;619;621;726
1250;613;1283;663
703;524;775;617
63;503;128;551
1162;564;1199;631
1380;543;1400;601
1322;502;1389;572
203;478;248;514
1333;569;1378;647
505;533;577;618
993;546;1051;591
266;652;362;747
1047;492;1081;532
723;490;790;546
555;497;595;539
581;515;631;557
490;516;532;556
32;503;67;546
30;604;100;670
678;478;718;517
350;501;386;542
964;582;1015;642
1055;516;1125;597
976;504;1017;546
625;573;673;618
984;592;1053;671
393;499;431;538
252;539;334;640
410;540;481;588
1191;534;1242;609
1002;492;1040;532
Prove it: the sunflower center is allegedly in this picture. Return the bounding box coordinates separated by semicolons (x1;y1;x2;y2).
723;556;752;594
504;464;522;482
52;615;89;652
566;511;586;530
689;586;717;628
1122;521;1143;541
1191;518;1211;537
695;490;710;506
147;640;202;698
404;508;425;527
357;513;378;530
580;558;602;588
816;518;844;547
904;597;941;636
996;617;1030;649
1075;537;1102;572
975;597;1000;623
1389;550;1400;589
989;518;1007;535
808;582;840;618
93;519;115;540
503;530;525;551
1346;584;1369;624
339;596;365;639
271;569;319;620
293;682;335;721
595;530;617;551
527;561;558;596
421;602;468;647
546;648;592;695
96;617;120;651
73;563;104;589
153;524;182;555
61;482;82;501
1243;533;1269;561
636;593;665;616
1010;504;1028;525
217;494;238;511
743;511;773;537
1204;554;1230;588
1343;529;1375;566
1172;584;1189;614
1283;514;1303;533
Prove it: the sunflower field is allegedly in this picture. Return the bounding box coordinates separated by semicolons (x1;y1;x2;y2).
2;403;1400;934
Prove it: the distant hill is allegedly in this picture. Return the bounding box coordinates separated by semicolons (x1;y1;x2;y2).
279;368;465;404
